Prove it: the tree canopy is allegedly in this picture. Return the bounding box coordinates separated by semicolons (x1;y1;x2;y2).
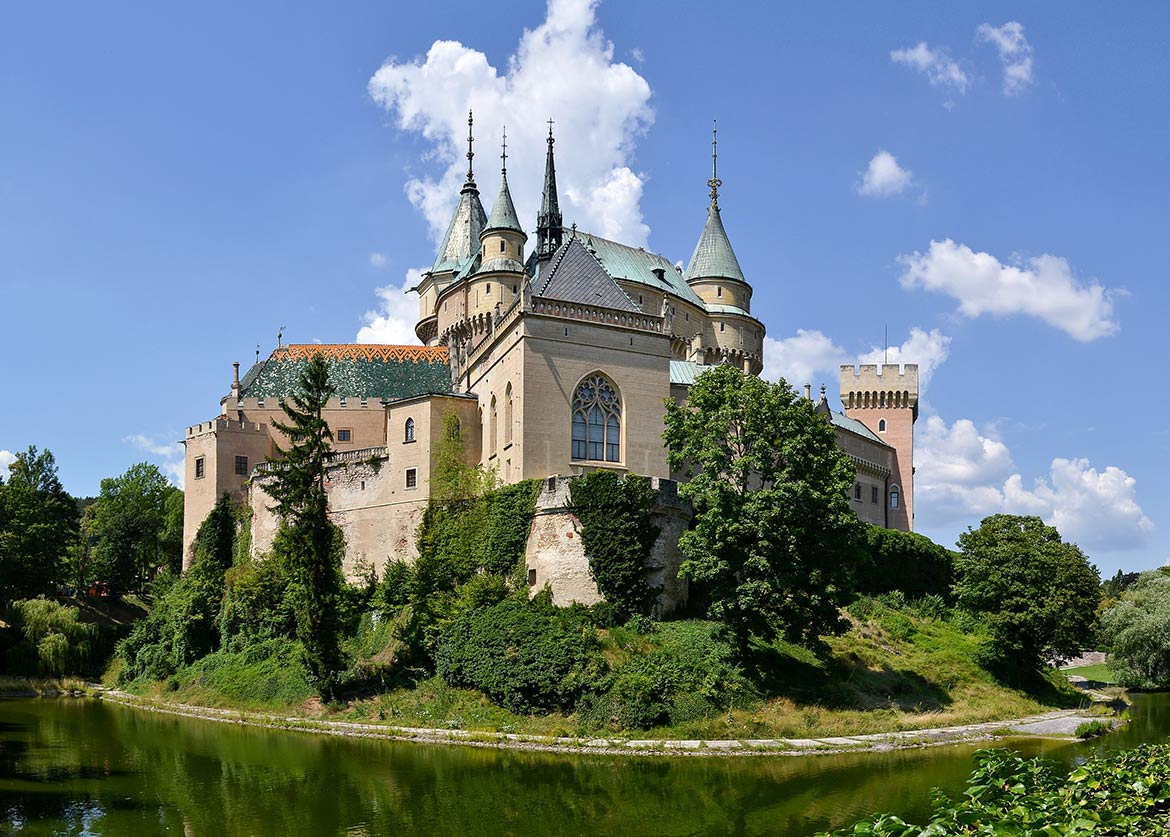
1099;570;1170;689
0;447;79;598
663;363;862;646
954;514;1100;677
89;462;178;593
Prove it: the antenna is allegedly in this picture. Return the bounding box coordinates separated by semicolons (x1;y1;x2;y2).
883;324;888;366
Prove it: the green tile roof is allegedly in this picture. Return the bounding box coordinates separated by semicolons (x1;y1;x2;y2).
685;204;746;284
431;185;487;275
484;174;523;234
236;345;451;400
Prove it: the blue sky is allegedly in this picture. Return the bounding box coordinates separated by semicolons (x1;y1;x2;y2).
1;1;1166;575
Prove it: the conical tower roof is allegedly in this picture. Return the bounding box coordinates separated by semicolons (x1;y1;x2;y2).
684;121;746;284
431;111;487;274
483;126;524;235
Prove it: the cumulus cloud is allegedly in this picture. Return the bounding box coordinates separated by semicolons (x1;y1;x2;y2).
124;434;184;489
916;415;1153;550
367;0;654;247
0;449;15;476
857;150;914;198
368;252;387;269
858;327;950;390
977;21;1034;95
357;268;426;344
898;239;1119;341
762;329;848;387
890;42;969;94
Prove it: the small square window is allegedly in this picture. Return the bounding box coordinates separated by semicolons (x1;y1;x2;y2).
405;468;417;489
337;429;352;442
234;455;248;476
195;457;205;479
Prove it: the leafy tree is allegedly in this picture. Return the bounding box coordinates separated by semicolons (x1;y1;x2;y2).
855;525;955;600
954;514;1100;678
159;486;185;575
1099;570;1170;689
261;353;345;697
89;462;172;593
663;364;862;647
0;446;78;599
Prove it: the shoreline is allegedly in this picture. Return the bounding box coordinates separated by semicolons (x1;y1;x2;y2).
78;687;1114;759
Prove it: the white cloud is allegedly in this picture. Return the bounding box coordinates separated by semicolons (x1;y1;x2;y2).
357;268;426;344
890;42;969;94
977;21;1034;95
368;0;654;247
857;150;913;198
762;329;848;387
858;327;950;390
124;434;185;489
0;449;15;476
369;252;387;269
898;239;1119;341
916;415;1153;551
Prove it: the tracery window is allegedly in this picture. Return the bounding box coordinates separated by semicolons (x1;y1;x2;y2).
571;373;621;463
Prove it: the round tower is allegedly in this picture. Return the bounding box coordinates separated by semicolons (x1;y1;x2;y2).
470;125;526;319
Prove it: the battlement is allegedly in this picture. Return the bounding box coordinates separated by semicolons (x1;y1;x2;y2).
840;363;919;386
185;417;267;438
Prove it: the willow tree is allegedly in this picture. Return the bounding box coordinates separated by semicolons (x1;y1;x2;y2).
664;363;861;647
262;354;344;696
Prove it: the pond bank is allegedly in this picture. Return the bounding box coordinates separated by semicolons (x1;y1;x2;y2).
95;687;1117;758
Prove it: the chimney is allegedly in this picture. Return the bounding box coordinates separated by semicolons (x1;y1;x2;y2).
803;383;811;400
651;267;666;283
231;362;241;401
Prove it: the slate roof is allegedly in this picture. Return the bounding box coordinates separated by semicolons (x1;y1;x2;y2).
828;410;887;445
235;344;451;400
431;186;487;275
484;174;523;234
534;236;638;311
575;233;705;307
668;360;716;386
685;204;746;284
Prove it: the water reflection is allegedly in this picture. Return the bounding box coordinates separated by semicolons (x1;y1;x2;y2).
1;694;1166;836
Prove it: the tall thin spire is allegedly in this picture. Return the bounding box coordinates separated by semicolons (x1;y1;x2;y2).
463;109;476;189
484;124;523;235
536;117;563;259
707;119;722;209
500;125;508;177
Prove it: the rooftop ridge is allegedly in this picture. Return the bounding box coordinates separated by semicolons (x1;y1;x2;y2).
274;344;449;363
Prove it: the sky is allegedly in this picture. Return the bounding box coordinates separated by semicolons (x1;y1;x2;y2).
1;1;1166;575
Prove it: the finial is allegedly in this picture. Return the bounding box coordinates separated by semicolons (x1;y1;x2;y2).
707;119;722;209
255;344;260;363
500;125;508;177
277;325;284;347
570;222;577;238
820;384;826;397
547;117;555;145
466;110;475;182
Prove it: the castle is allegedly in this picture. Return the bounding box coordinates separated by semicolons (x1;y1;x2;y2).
182;116;919;608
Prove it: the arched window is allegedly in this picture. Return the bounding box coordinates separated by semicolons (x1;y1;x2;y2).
571;373;621;463
404;417;415;443
490;395;498;456
504;384;513;444
890;486;901;509
878;418;886;432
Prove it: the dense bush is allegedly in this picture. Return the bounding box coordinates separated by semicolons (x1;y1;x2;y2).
816;744;1170;836
3;598;99;676
855;525;954;600
569;471;659;621
1099;570;1170;688
436;597;603;713
173;637;315;707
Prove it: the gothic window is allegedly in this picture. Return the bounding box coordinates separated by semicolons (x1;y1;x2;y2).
571;373;621;463
878;418;886;432
490;395;498;457
504;384;513;444
404;417;415;443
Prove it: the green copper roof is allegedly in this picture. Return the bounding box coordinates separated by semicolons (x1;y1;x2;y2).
566;232;704;307
685;204;746;284
431;186;487;275
536;236;638;311
236;345;452;400
668;360;716;386
484;174;523;234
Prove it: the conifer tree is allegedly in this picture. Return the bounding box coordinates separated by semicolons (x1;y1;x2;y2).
262;354;345;697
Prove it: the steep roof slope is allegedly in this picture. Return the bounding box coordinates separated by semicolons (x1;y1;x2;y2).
236;344;451;400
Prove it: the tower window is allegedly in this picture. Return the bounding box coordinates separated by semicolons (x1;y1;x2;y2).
871;485;878;503
717;286;723;297
234;455;248;476
720;322;725;332
878;418;886;432
195;457;205;480
571;373;621;463
337;429;352;442
499;240;505;253
404;417;415;443
406;468;417;489
486;283;491;295
638;294;643;305
854;483;862;500
890;487;900;509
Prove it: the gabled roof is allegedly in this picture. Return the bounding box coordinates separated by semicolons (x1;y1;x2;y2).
685;204;746;284
828;410;887;445
431;187;487;275
484;174;523;234
561;232;705;307
535;236;638;311
235;344;451;400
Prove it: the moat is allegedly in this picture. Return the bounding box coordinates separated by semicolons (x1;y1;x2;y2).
2;692;1167;836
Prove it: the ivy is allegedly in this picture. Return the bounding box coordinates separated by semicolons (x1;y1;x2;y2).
569;471;659;621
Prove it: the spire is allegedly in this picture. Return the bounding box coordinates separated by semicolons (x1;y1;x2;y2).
536;118;563;259
685;120;746;284
462;109;477;194
484;125;523;235
431;109;487;274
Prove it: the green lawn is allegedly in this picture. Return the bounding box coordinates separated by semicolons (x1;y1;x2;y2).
1063;662;1118;684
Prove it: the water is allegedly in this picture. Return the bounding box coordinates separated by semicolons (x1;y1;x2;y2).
1;694;1166;836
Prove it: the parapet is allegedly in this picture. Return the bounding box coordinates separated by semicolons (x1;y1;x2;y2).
185;417;267;438
840;363;919;391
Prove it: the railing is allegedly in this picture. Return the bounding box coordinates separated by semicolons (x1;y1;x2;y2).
252;446;389;477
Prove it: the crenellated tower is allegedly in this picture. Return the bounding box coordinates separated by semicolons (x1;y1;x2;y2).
839;363;919;530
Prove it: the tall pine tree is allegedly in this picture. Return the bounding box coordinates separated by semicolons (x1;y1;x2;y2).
261;354;345;697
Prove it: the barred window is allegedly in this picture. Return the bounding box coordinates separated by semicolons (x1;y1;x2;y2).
571;373;621;463
234;455;248;476
195;457;205;479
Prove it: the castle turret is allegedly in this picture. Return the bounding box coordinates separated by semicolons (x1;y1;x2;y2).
470;126;526;317
839;364;919;531
535;119;563;261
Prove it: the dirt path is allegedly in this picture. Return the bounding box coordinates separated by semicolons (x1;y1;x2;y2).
94;688;1112;759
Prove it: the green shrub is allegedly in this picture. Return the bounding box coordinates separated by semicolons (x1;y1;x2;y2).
4;598;99;676
855;525;955;600
175;637;315;707
376;560;413;609
1099;570;1170;689
436;598;603;713
1074;720;1112;739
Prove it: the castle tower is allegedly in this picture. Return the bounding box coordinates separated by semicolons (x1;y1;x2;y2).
839;364;919;530
684;122;764;374
535;119;563;261
469;126;527;318
414;111;487;345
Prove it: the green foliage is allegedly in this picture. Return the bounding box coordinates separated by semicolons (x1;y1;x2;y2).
89;462;175;593
1099;570;1170;688
193;493;237;572
1074;719;1111;739
580;620;754;730
816;744;1170;836
261;353;345;697
3;597;98;676
855;525;955;600
436;598;603;713
663;363;862;647
569;471;659;621
954;515;1101;679
169;637;315;708
0;446;79;598
375;560;413;609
